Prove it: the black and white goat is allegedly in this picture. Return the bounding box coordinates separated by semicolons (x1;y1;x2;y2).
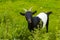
20;8;52;32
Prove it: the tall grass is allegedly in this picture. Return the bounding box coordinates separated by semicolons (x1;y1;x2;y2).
0;0;60;40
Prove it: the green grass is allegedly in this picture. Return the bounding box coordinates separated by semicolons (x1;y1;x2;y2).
0;0;60;40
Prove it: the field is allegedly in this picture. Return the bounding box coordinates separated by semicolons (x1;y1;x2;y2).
0;0;60;40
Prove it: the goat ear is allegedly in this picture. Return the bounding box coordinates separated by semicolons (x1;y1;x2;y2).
32;11;37;15
20;12;25;16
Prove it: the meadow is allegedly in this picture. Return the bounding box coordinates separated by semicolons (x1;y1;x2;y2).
0;0;60;40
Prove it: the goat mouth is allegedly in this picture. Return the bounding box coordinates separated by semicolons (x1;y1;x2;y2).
28;19;32;23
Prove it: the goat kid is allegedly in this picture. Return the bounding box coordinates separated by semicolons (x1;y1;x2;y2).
20;8;52;32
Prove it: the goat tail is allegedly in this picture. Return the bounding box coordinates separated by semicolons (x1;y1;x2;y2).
46;11;52;16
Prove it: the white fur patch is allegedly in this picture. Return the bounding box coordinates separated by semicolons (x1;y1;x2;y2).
37;12;47;28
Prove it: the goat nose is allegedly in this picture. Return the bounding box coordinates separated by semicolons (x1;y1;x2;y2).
28;19;31;23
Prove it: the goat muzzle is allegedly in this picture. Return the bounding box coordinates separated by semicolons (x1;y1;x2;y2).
28;19;32;23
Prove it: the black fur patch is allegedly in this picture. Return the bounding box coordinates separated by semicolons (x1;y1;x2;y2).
32;17;43;29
